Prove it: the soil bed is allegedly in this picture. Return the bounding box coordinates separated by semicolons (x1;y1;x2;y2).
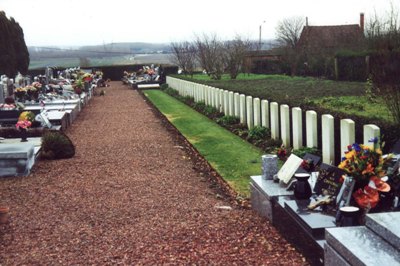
0;82;307;265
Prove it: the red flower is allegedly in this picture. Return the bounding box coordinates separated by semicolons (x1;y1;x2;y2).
353;186;379;209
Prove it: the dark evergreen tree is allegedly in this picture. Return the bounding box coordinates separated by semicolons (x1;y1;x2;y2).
0;11;29;77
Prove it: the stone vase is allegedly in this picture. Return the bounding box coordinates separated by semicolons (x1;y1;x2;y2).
20;128;28;142
338;206;360;227
261;154;278;180
293;173;312;200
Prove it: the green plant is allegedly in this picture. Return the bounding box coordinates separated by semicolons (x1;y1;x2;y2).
216;115;239;126
202;106;220;117
164;87;179;97
41;131;75;160
160;83;169;90
292;146;321;158
247;126;270;141
193;101;206;112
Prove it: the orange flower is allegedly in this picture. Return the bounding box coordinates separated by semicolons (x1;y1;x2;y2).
353;186;379;209
362;163;375;175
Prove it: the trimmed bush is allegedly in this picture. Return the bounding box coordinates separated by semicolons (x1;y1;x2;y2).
216;115;239;126
247;126;270;142
41;131;75;160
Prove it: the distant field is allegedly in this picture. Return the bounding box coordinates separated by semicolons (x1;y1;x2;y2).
29;54;173;69
173;73;393;124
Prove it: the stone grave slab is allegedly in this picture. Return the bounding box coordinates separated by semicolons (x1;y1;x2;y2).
324;243;351;266
326;226;400;266
284;200;337;239
366;212;400;249
0;143;35;177
250;176;293;222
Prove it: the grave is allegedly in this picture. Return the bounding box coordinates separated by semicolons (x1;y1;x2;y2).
251;155;400;265
0;138;41;177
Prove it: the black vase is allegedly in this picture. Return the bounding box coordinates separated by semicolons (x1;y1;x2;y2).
20;128;28;142
339;206;360;226
293;173;312;200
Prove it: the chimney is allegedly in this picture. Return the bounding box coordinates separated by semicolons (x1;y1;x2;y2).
306;17;309;27
360;13;364;32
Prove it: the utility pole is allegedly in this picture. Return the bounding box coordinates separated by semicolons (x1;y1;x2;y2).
259;21;266;50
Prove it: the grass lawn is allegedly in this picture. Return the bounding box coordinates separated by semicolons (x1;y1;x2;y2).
144;90;263;198
173;73;394;124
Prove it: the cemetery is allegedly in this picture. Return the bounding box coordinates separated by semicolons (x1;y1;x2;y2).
156;76;400;265
1;69;399;264
1;4;400;264
0;67;103;177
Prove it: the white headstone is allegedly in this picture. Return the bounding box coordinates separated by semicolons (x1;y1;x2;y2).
322;114;335;164
240;94;246;124
363;124;380;149
219;89;224;112
234;93;240;118
253;98;261;127
246;96;254;129
292;107;303;150
340;119;355;157
280;105;290;147
261;100;269;128
306;110;318;148
0;84;4;103
270;102;279;139
228;91;234;116
223;90;229;115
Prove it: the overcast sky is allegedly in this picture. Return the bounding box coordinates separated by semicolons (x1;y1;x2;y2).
0;0;398;47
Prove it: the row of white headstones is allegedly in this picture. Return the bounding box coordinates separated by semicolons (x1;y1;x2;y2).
166;76;381;165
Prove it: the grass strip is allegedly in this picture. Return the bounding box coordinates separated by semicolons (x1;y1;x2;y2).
144;90;263;198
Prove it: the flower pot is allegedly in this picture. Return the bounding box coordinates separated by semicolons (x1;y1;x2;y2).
338;206;360;226
293;173;312;200
20;128;28;142
0;206;10;224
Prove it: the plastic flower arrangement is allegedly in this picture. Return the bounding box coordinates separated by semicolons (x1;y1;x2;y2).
276;144;291;161
32;81;42;90
15;119;32;130
82;73;93;82
18;111;35;123
338;138;391;210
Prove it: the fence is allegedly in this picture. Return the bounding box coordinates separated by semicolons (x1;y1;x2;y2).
166;76;380;165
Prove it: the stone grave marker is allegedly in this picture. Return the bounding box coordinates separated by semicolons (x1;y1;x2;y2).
314;163;345;197
277;154;303;184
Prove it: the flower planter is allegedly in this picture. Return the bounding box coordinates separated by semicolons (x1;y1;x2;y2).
0;206;10;224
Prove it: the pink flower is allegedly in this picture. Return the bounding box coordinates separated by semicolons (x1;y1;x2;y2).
16;120;32;130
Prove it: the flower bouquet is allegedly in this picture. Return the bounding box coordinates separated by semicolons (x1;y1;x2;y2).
338;139;391;211
25;85;39;101
14;87;27;102
16;111;34;142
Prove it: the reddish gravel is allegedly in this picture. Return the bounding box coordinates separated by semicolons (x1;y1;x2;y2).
0;82;308;265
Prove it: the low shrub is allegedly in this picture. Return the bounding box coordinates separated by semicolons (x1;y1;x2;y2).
41;131;75;160
292;146;321;158
164;87;179;97
193;101;206;112
203;106;219;117
247;126;270;142
217;115;239;126
160;83;169;90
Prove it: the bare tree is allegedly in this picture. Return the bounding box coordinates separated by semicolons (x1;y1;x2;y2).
275;16;305;75
194;33;226;80
366;4;400;51
224;36;252;79
276;16;304;49
170;41;197;76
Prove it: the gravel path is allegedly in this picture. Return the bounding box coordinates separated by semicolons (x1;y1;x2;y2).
0;82;307;265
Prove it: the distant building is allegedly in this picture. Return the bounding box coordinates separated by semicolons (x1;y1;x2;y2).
243;48;283;74
296;13;366;56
